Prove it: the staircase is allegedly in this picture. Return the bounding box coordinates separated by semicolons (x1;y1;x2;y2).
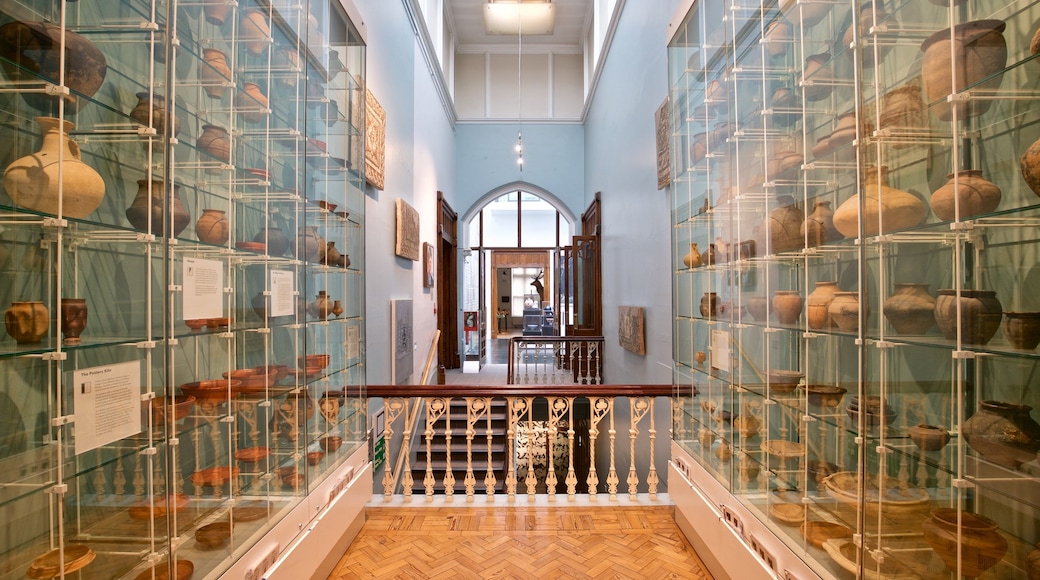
409;398;509;494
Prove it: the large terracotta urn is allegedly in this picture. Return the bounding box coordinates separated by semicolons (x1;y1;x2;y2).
294;226;324;262
827;292;862;332
195;209;229;245
203;0;230;25
768;195;804;254
0;21;107;113
3;117;106;219
930;170;1001;221
772;291;803;324
199;48;232;99
879;81;926;147
747;297;770;321
921;20;1007;121
196;124;231;164
962;400;1040;468
254;227;290;257
5;301;48;344
802;201;840;247
833;166;928;238
883;283;936;335
922;509;1007;577
240;9;271;55
1020;138;1040;199
235;82;269;123
125;180;191;238
803;52;832;101
129;92;181;139
59;298;87;344
934;289;1002;345
683;243;702;268
806;281;840;330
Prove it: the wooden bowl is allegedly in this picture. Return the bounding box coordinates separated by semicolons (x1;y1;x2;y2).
128;494;190;520
234;446;271;464
319;435;342;452
195;521;232;550
190;466;240;487
133;559;194;580
316;200;337;212
254;364;290;384
234;500;272;522
282;472;306;489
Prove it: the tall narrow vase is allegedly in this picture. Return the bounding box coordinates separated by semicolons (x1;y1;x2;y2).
3;117;106;219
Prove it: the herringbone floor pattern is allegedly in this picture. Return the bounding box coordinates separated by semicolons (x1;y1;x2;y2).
327;506;714;580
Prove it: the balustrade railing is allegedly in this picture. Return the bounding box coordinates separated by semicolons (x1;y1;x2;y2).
507;336;604;385
368;385;671;503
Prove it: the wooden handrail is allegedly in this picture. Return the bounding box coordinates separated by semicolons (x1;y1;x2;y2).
365;384;673;397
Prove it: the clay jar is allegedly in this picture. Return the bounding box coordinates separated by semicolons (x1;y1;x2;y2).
125;180;191;238
907;424;951;452
779;0;828;28
930;170;1001;221
922;508;1008;577
700;292;718;319
883;283;936;335
203;0;230;25
921;20;1007;121
5;301;48;344
802;201;840;247
310;291;333;318
934;289;1002;345
196;124;231;164
195;209;229;245
961;400;1040;468
842;5;893;67
0;21;107;113
3;117;106;219
803;53;832;102
59;298;87;344
240;9;271;55
331;300;344;318
199;49;232;99
806;281;839;330
1003;312;1040;350
764;20;791;59
254;227;290;257
324;242;342;267
828;292;862;332
833;166;927;238
1021;138;1040;199
129;92;181;139
879;82;926;142
683;243;702;268
768;195;804;254
294;226;325;262
772;291;803;324
1028;545;1040;580
689;133;707;165
236;82;269;123
746;296;770;321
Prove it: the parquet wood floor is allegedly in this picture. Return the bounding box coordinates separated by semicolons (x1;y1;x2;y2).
326;506;714;580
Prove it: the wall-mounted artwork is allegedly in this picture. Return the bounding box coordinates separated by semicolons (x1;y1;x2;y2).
423;242;435;288
618;306;645;355
392;300;413;384
655;97;670;190
365;89;386;191
395;198;420;261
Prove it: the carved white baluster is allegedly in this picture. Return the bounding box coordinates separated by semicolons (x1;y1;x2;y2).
381;398;406;501
545;398;564;501
587;397;611;499
506;397;527;499
525;398;538;500
443;398;455;499
464;397;480;501
564;397;577;499
629;397;651;500
93;448;106;498
647;398;658;499
484;397;496;497
425;398;448;500
607;399;619;500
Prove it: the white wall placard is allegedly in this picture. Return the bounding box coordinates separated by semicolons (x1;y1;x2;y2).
72;361;142;455
182;257;224;319
270;270;295;317
710;329;731;372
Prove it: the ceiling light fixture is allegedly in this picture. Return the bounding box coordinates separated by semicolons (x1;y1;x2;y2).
483;1;556;36
515;5;524;171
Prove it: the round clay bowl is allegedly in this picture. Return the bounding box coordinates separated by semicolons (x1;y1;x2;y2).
234;446;271;463
806;460;840;484
190;466;240;487
1003;312;1040;350
179;379;240;402
766;370;803;393
234;500;272;522
299;354;331;370
151;395;195;423
316;200;337;212
184;318;208;331
307;450;326;465
195;521;232;550
27;545;95;579
320;435;343;452
206;317;230;329
282;472;306;489
133;559;194;580
223;367;278;388
802;384;847;408
801;521;853;548
255;364;290;383
908;424;951;452
129;494;190;520
235;241;266;252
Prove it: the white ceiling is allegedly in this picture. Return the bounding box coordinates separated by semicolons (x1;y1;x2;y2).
447;0;592;50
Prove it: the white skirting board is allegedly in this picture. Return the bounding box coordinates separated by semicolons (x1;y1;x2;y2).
670;442;823;580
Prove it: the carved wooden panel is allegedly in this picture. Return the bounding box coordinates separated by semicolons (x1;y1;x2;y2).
618;306;645;356
365;89;386;191
395;198;420;261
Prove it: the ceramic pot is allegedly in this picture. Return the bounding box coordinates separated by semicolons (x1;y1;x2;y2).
331;300;344;318
802;201;840;247
251;292;267;320
768;195;804;254
883;283;936;335
764;20;791;58
274;48;301;89
59;298;87;344
714;439;732;462
310;291;332;318
747;297;770;321
196;124;231;163
0;21;107;113
803;53;832;101
1021;137;1040;199
842;6;892;67
203;0;229;25
827;111;860;150
921;20;1007;121
125;180;191;238
833;166;928;238
934;289;1002;345
1003;312;1040;350
339;254;351;269
689;133;707;165
3;117;106;219
879;81;925;144
700;292;718;319
772;291;803;324
922;508;1008;577
5;301;48;344
908;424;950;452
199;48;232;99
827;292;862;332
780;0;829;28
236;82;269;123
294;226;324;262
697;428;714;448
324;242;342;267
930;170;1001;221
254;227;289;257
695;351;706;365
240;9;270;55
129;92;180;140
806;281;839;330
683;243;702;268
195;209;229;245
733;414;761;438
962;400;1040;468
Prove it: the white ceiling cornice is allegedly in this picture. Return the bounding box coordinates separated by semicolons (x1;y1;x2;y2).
456;44;584;54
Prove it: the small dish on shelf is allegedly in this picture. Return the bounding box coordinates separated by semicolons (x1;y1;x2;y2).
184;318;208;331
298;353;330;370
334;211;350;220
128;494;190;520
319;435;342;452
195;521;232;550
26;545;95;579
235;241;266;252
149;395;195;424
190;466;240;487
822;539;918;579
133;559;194;580
234;446;271;463
306;450;326;465
316;200;337;212
801;384;847;408
765;369;803;394
234;500;272;522
206;317;231;329
223;367;279;389
179;379;240;402
800;521;853;548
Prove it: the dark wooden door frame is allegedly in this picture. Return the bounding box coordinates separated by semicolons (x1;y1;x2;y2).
437;191;461;369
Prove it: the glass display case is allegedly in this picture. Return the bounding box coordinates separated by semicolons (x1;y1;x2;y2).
670;0;1040;577
0;0;365;576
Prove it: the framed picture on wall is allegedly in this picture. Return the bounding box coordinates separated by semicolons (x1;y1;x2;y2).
423;242;435;288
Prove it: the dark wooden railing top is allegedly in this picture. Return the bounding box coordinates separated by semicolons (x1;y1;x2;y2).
364;384;673;398
508;336;606;343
